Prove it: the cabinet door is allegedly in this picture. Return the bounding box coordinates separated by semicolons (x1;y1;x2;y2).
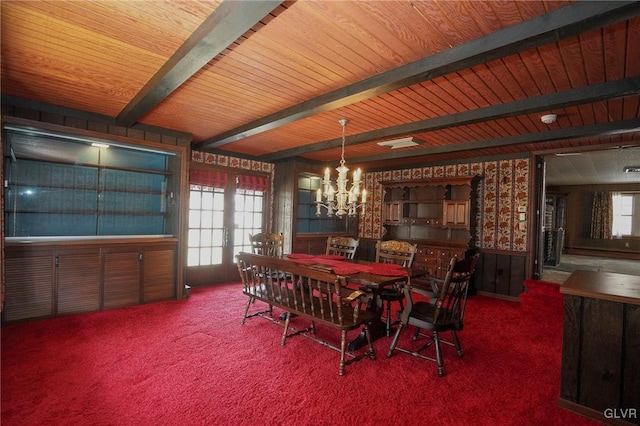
4;254;54;321
443;201;470;227
103;249;141;309
57;250;101;315
143;247;176;302
384;202;403;222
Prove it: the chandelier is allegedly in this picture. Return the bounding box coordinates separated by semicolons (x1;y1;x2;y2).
315;119;367;217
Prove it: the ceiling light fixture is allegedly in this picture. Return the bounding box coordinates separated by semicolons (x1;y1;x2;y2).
623;166;640;173
377;137;421;149
541;114;557;124
316;119;367;217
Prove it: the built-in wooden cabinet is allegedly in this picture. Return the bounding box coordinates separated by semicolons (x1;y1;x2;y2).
381;176;479;278
3;239;177;322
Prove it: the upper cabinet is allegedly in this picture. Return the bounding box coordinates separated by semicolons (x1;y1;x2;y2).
381;176;480;247
4;129;182;238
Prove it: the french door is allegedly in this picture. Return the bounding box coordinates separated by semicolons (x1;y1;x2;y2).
186;169;269;285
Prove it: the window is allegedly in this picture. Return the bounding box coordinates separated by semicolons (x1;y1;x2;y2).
612;193;635;236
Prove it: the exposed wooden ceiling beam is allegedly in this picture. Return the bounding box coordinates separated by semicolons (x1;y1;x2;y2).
350;119;640;164
116;0;284;127
194;1;640;151
259;77;640;161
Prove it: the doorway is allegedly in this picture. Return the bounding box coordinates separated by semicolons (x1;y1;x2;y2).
533;147;640;282
186;169;270;286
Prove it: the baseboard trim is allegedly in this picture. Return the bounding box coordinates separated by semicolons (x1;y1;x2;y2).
475;291;520;302
558;398;638;425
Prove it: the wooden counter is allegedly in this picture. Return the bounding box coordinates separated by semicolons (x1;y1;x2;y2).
559;270;640;425
561;270;640;305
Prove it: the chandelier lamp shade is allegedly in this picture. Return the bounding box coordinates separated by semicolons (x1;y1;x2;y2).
316;119;367;217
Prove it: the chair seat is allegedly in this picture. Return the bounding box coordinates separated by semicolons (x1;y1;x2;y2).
409;301;464;332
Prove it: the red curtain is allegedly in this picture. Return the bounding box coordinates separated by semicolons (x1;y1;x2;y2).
190;169;228;188
237;175;269;192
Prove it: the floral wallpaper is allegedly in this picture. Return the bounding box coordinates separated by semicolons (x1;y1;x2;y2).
359;158;530;252
189;151;529;252
191;151;274;175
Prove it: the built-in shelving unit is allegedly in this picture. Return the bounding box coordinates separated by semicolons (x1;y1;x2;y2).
381;176;479;278
2;121;186;322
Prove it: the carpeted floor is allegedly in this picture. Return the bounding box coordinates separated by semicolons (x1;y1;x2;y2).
1;282;599;426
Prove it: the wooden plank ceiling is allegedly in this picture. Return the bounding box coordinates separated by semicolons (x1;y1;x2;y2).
2;0;640;172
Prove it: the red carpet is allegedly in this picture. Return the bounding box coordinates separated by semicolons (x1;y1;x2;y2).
1;283;598;426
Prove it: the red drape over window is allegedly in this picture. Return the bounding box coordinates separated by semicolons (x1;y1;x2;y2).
190;169;228;188
237;175;269;192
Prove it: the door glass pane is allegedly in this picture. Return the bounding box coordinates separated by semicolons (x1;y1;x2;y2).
188;186;225;266
233;188;265;256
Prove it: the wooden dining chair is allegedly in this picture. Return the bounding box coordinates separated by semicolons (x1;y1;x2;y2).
375;240;418;336
249;232;284;257
387;257;469;377
326;236;360;259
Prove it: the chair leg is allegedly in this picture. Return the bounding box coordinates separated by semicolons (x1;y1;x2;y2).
241;296;253;324
280;312;291;346
452;330;463;357
434;331;445;377
364;325;376;360
387;322;404;357
385;300;392;336
339;330;347;376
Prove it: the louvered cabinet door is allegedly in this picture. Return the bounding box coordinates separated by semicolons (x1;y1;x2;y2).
56;250;101;315
103;249;141;309
3;253;55;321
142;246;176;302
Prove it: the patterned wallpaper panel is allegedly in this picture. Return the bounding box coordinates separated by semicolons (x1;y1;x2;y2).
191;151;274;174
359;158;530;252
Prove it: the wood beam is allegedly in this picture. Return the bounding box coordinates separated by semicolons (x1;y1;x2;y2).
194;1;640;151
348;119;640;163
116;0;284;127
259;77;640;161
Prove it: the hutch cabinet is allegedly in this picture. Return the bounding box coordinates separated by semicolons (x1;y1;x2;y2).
381;176;479;278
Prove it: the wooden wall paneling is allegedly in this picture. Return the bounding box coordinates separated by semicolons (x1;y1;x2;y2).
623;304;640;411
475;251;525;297
508;254;526;297
56;249;101;315
357;238;377;262
495;254;512;296
479;252;497;293
580;298;623;411
471;251;485;293
142;246;176;302
273;160;295;254
560;295;581;403
3;253;55;321
103;248;141;309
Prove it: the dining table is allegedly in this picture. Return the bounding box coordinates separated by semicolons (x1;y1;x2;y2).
285;253;423;350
